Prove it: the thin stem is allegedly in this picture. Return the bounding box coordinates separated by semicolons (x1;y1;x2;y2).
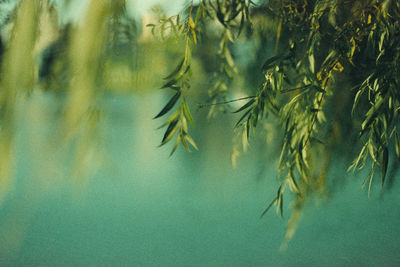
278;84;312;94
198;95;256;108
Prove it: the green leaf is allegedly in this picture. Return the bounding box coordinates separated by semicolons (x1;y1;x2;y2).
246;117;251;138
276;185;284;217
195;3;202;24
182;98;194;125
288;172;300;194
189;17;197;44
156;110;180;129
262;55;281;72
238;13;245;37
169;135;181;156
368;142;377;163
361;98;384;134
310;137;325;144
260;198;277;218
309;53;315;73
185;135;198;150
352;89;364;115
161;120;179;145
233;98;255;113
180;133;191;151
216;9;226;26
361;97;385;135
367;163;376;198
312;85;326;93
381;147;388;185
153;91;181;119
235;108;252;127
395;132;400;160
347;143;367;172
161;78;179;89
224;48;236;69
164;57;185;80
321;50;337;68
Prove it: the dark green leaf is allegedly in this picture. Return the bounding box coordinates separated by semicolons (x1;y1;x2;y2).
238;13;245;37
312;85;326;93
216;1;226;26
195;3;202;23
161;78;179;89
156;110;180;129
235;108;252;127
260;197;277;218
233;98;255;113
246;117;251;138
161;120;179;145
310;137;325;144
352;89;364;115
262;55;281;72
381;147;388;185
153;91;181;119
164;57;185;80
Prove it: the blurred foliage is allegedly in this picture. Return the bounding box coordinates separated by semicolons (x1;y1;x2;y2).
152;0;400;245
0;0;176;202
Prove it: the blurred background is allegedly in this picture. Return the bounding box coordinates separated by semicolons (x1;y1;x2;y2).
0;0;399;266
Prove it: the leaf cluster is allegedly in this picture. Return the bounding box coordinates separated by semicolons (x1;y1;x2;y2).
153;0;400;244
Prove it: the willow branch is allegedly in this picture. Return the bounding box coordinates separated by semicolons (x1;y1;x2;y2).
198;95;256;108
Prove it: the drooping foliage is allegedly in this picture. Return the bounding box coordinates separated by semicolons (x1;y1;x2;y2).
152;0;400;244
0;0;399;246
0;0;142;200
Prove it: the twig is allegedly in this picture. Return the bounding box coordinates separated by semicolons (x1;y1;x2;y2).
278;84;312;94
198;95;256;108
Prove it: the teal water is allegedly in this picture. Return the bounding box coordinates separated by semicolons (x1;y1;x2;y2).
0;93;399;266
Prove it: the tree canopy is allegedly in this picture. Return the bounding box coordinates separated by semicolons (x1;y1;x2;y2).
0;0;399;245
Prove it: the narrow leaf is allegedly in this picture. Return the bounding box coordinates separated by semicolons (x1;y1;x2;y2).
309;53;315;73
161;78;179;89
161;120;179;145
169;135;181;156
164;57;185;80
233;98;255;113
381;147;388;185
262;55;281;72
185;135;198;150
235;108;252;127
312;85;326;93
352;89;363;115
238;13;245;37
182;99;194;126
260;198;277;218
156;109;180;129
180;134;191;151
395;132;400;160
153;92;181;119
